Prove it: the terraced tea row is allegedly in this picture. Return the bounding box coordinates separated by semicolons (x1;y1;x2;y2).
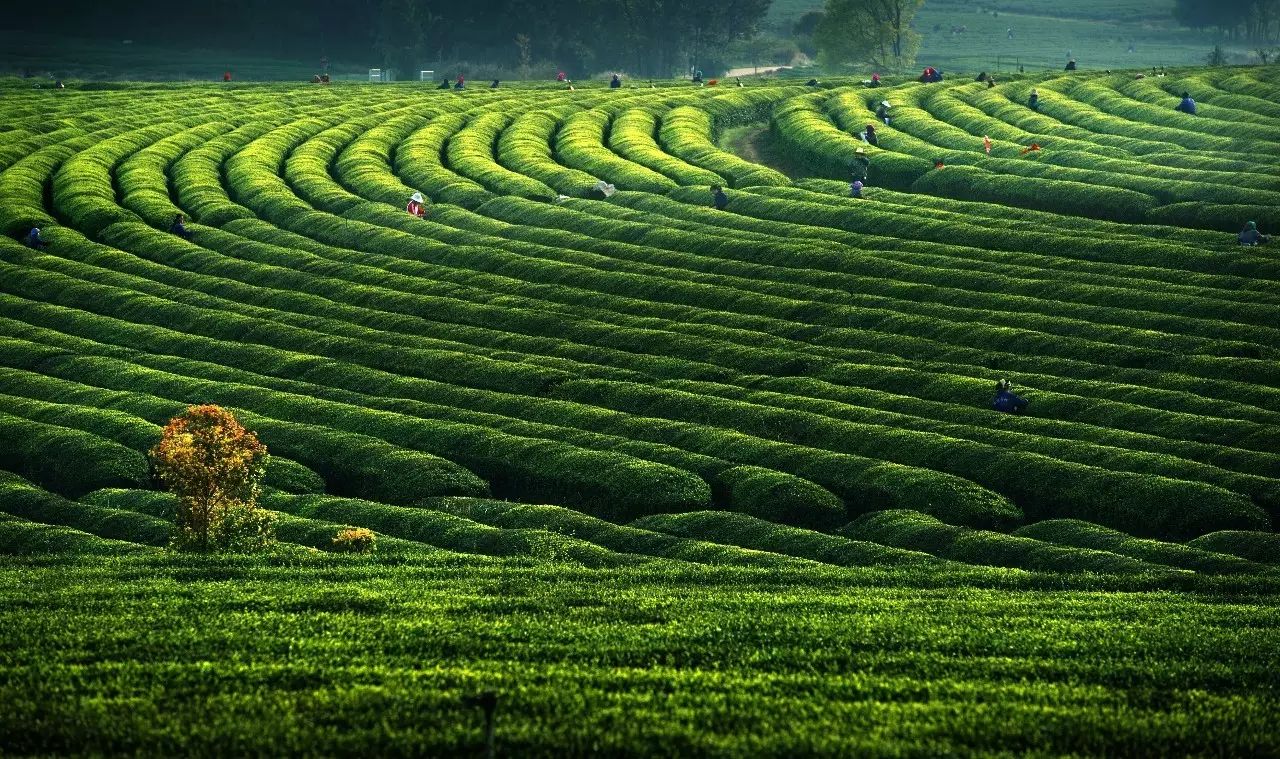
777;68;1280;230
1;71;1277;565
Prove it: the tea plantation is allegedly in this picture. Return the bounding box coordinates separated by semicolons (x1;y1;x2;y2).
1;66;1278;755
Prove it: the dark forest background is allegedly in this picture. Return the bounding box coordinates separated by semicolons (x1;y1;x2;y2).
4;0;774;77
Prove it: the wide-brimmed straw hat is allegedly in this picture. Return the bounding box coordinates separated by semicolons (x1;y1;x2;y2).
410;192;424;203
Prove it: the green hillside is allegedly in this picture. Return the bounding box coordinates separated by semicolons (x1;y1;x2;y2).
1;61;1278;754
769;0;1250;72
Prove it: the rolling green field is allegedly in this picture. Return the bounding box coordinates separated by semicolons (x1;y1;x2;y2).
1;61;1279;754
770;0;1248;73
3;557;1278;756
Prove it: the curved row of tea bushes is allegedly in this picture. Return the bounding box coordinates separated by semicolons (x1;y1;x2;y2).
0;284;851;528
772;92;931;188
810;78;1280;227
660;106;789;187
842;510;1170;575
913;85;1135;161
0;138;91;236
0;328;490;506
0;327;711;520
1188;531;1280;565
81;488;452;558
0;286;1007;531
632;511;944;568
785;179;1234;249
47;127;155;234
735;373;1280;481
556;108;678;193
951;78;1273;162
820;91;1164;221
476;194;1279;365
565;187;1280;333
336;110;442;208
1160;76;1280;120
0;470;168;545
0;411;147;498
1057;77;1280;145
287;116;400;215
694;185;1280;308
169;121;281;226
670;379;1280;518
0;128;87;174
117;122;236;226
0;390;320;495
551;379;1270;539
7;208;737;396
498;107;603;197
0;300;938;532
608;188;1277;308
261;492;639;567
1000;76;1273;157
395;113;495;208
447;111;558;200
20;159;1280;532
48;96;282;235
423;498;815;568
1014;520;1269;575
0;513;152;555
904;85;1280;194
813;362;1279;458
7;227;577;399
608;107;725;186
0;356;484;507
444;197;1280;402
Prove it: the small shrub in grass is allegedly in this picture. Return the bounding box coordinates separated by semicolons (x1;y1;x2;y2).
150;404;276;553
332;527;376;554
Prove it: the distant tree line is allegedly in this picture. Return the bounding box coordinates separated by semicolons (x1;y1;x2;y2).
1175;0;1280;42
15;0;772;77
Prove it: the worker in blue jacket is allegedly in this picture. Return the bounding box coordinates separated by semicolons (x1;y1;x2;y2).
23;227;47;249
1174;92;1196;115
992;379;1029;414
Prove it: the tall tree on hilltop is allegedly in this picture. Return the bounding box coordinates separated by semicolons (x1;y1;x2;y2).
682;0;773;76
794;11;826;57
1175;0;1279;41
610;0;772;77
814;0;925;72
375;0;434;76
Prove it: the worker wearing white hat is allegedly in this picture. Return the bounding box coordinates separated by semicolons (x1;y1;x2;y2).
406;191;427;218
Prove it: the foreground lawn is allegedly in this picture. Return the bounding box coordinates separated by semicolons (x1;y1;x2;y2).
1;556;1277;756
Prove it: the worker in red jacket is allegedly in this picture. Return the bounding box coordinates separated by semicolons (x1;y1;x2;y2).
406;192;427;218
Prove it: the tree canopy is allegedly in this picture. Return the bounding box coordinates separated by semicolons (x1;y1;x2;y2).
15;0;774;78
814;0;925;72
1174;0;1279;41
150;405;273;553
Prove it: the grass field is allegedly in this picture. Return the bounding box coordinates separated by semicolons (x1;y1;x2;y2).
2;557;1278;756
1;55;1279;753
768;0;1254;74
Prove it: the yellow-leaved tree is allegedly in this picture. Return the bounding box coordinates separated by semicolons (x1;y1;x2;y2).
150;405;275;552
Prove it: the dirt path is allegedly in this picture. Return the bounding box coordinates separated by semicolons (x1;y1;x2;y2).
719;124;807;180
